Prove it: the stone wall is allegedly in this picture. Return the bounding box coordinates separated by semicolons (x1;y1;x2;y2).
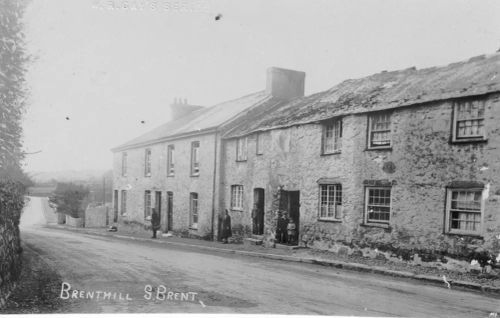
65;215;84;228
85;205;108;228
221;93;500;265
113;133;218;239
0;181;25;308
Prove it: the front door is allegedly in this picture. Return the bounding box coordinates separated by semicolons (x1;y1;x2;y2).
166;192;173;231
113;190;119;223
277;190;300;245
155;191;162;225
253;188;265;235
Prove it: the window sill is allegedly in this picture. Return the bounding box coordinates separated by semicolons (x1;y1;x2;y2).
445;231;483;238
318;218;342;223
231;208;243;212
450;137;488;144
361;222;390;229
236;159;248;162
256;153;263;156
365;146;392;151
321;151;341;156
167;174;175;178
144;175;151;178
190;174;200;178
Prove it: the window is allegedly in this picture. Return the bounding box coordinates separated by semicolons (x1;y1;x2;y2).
365;187;391;224
144;148;152;177
322;119;342;154
236;137;248;161
191;141;200;176
167;145;175;176
368;113;391;149
256;133;264;155
144;190;151;218
190;193;198;229
120;190;127;215
452;99;486;141
230;185;244;210
121;152;127;176
446;188;483;235
319;184;342;220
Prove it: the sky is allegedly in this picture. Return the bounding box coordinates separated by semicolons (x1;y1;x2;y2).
21;0;500;173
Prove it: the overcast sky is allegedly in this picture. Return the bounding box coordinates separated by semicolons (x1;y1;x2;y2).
21;0;500;173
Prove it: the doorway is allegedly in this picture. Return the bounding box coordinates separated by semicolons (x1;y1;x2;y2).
277;190;300;245
155;191;162;225
253;188;265;235
166;192;173;232
113;190;118;223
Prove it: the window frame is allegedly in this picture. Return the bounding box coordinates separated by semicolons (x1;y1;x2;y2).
445;187;484;236
230;185;244;211
236;136;248;162
256;132;264;155
367;112;392;150
318;184;342;221
120;190;127;216
121;152;127;177
144;190;151;218
167;144;175;177
364;186;392;225
190;141;200;176
144;148;152;177
321;118;343;155
190;192;198;229
451;99;487;143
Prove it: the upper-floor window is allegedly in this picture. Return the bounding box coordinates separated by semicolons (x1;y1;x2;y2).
365;187;391;225
445;188;483;235
322;119;342;154
452;99;486;142
236;137;248;161
256;133;264;155
167;145;175;176
144;190;151;218
319;184;342;221
190;192;198;229
368;112;391;149
191;141;200;176
121;152;127;176
230;185;244;210
144;148;152;177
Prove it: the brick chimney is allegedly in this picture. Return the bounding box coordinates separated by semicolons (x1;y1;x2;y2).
170;98;204;120
265;67;305;100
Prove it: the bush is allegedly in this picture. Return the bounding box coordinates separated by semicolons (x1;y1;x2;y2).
49;183;89;218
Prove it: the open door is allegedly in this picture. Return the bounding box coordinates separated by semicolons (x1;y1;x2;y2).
166;192;173;232
155;191;162;226
113;190;119;223
277;190;300;245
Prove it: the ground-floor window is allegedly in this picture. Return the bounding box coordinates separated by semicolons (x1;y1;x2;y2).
446;188;483;235
144;190;151;218
230;185;244;210
319;184;342;220
365;187;391;224
120;190;127;215
190;192;198;229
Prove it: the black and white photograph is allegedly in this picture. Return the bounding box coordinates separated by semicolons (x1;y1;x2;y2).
1;0;500;316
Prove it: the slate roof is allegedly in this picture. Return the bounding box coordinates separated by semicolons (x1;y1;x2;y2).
112;91;273;151
225;52;500;139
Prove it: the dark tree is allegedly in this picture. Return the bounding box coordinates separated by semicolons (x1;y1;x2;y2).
49;183;90;218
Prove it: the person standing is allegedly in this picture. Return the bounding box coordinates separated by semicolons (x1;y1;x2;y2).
221;209;232;244
287;218;296;245
151;208;160;239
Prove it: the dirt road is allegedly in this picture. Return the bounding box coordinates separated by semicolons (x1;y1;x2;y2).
19;197;500;316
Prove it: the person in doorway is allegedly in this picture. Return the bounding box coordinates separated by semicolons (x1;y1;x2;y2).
151;208;160;239
278;212;289;244
251;203;261;235
221;209;232;244
287;218;296;245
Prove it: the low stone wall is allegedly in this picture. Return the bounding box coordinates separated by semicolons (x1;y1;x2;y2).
65;215;84;228
0;181;25;308
85;205;108;228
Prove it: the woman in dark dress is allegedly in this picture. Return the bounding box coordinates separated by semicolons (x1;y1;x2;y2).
221;209;232;244
151;208;160;239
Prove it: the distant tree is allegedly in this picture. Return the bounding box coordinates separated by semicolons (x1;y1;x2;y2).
49;183;90;218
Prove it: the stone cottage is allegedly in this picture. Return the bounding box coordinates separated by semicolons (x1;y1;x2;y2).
221;53;500;263
111;67;305;239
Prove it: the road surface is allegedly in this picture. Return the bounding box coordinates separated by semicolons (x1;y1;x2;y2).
19;197;500;316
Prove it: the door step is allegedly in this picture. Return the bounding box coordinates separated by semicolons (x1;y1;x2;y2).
251;234;264;240
243;237;263;246
275;243;300;250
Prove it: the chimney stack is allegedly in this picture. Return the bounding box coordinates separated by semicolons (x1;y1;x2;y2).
265;67;305;100
170;98;203;120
